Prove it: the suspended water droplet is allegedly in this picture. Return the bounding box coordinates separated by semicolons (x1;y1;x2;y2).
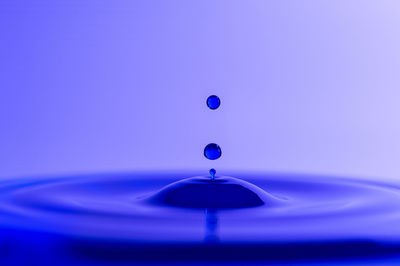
209;168;216;180
206;95;220;110
204;143;222;160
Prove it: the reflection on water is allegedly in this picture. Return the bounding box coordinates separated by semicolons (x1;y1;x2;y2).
205;208;219;243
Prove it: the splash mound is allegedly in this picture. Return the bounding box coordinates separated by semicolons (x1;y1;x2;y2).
148;176;282;209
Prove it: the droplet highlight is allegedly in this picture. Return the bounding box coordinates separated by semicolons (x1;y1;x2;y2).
206;95;220;110
204;143;222;160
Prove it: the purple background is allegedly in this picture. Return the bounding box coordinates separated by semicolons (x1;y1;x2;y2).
1;1;400;180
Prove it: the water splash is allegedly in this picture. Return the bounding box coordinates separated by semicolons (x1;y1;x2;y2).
0;172;400;263
209;168;216;180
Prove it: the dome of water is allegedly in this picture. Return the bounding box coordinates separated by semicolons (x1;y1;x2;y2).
148;176;281;209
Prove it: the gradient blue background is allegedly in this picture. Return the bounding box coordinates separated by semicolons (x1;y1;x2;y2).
1;1;400;180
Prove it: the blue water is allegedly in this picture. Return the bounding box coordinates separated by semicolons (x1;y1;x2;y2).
204;144;222;160
0;172;400;265
206;95;220;110
209;168;216;180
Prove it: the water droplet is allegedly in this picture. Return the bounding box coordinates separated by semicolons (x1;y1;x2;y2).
204;143;222;160
209;168;216;180
206;95;220;110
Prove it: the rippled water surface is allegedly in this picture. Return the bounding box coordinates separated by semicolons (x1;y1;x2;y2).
1;172;400;265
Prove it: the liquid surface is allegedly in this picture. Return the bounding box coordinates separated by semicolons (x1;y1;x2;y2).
0;172;400;265
204;143;222;160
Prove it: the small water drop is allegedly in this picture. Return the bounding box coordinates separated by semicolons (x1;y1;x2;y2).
204;143;222;160
207;95;220;110
209;168;216;180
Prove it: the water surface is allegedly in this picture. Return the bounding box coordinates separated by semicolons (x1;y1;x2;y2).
0;172;399;265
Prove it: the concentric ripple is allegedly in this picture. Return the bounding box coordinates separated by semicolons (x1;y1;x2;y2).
0;172;400;263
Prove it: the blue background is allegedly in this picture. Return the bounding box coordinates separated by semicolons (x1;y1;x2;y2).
1;1;400;180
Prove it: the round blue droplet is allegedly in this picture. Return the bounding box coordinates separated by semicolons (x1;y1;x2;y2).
209;168;216;180
204;143;222;160
206;95;220;110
